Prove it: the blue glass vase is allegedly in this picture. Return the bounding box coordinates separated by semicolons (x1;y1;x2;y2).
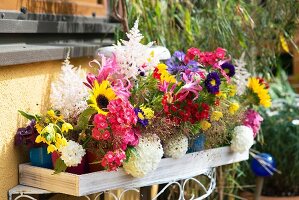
29;146;53;169
188;134;206;153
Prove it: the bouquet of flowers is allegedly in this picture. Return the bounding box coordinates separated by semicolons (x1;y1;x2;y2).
16;20;271;177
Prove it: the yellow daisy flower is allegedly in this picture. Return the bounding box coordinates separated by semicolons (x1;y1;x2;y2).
88;80;117;115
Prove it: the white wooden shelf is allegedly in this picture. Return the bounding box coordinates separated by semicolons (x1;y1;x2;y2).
18;146;249;197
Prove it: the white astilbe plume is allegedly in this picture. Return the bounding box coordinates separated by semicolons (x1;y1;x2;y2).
233;52;251;95
50;55;88;121
114;19;160;79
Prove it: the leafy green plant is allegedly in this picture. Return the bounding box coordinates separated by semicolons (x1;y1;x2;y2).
238;73;299;196
257;102;299;196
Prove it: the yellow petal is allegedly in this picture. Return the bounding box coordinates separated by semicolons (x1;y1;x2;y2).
61;138;68;146
280;35;289;53
35;135;42;143
61;123;73;133
47;144;57;154
200;120;211;131
47;110;56;118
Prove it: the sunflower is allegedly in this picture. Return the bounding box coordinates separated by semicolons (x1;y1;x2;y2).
88;80;117;115
247;77;271;108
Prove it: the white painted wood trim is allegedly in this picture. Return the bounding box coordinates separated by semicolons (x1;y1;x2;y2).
19;146;249;196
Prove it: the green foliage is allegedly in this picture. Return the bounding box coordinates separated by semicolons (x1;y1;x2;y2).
75;108;97;131
53;157;67;174
121;0;298;76
18;110;41;121
130;74;163;110
125;146;138;162
257;103;299;195
238;75;299;195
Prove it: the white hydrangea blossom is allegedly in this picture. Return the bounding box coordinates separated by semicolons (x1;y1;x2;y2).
231;126;254;153
114;19;160;79
163;134;188;159
123;134;163;178
50;56;88;121
59;140;86;167
233;52;251;95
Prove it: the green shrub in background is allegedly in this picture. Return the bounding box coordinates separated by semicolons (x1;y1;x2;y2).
120;0;298;76
239;71;299;196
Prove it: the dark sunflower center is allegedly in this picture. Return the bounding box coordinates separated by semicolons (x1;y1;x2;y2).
96;95;109;110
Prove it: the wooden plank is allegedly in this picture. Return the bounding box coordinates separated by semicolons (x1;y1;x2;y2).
0;0;107;17
19;146;249;196
19;164;80;196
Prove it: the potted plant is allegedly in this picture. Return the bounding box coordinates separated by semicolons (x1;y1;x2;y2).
15;112;52;169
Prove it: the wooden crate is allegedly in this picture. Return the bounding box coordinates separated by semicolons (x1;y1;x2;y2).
19;146;249;196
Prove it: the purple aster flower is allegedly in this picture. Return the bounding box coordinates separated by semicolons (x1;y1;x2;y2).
221;62;235;77
134;108;149;127
204;72;221;94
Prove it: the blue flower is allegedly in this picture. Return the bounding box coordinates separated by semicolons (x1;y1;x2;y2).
204;72;221;94
166;51;186;75
221;62;235;77
186;60;199;72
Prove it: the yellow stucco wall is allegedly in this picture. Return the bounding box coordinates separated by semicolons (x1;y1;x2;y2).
0;57;92;200
0;57;140;200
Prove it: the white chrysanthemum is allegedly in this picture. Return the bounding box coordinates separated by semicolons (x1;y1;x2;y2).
59;140;86;167
163;134;188;159
123;134;163;177
50;56;88;121
231;126;254;153
233;52;251;95
114;19;160;79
